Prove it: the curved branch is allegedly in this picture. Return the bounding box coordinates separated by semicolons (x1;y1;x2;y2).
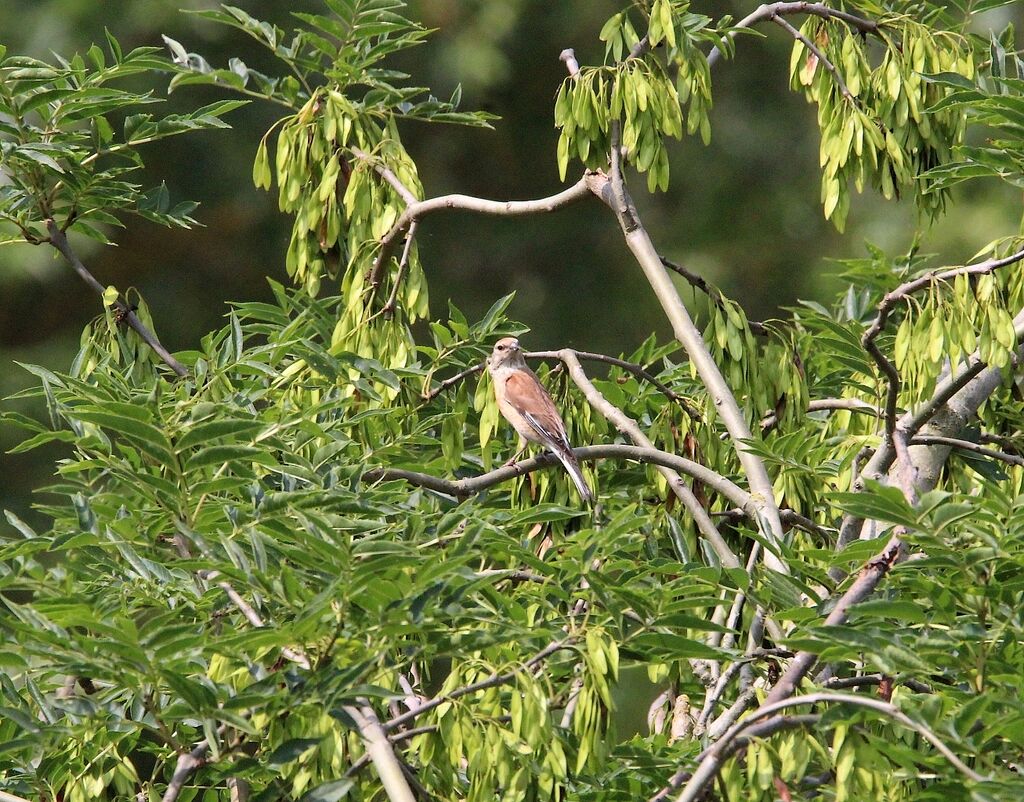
671;692;984;802
363;443;756;514
370;176;594;290
422;348;701;417
528;348;701;418
45;220;188;378
708;2;881;67
553;349;740;570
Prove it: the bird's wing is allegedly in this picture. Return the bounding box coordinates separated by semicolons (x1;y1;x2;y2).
504;370;570;448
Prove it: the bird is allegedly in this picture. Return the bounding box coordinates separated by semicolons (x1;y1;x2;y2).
486;337;595;503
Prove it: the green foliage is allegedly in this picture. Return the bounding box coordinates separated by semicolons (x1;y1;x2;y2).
5;2;1024;802
0;35;242;245
555;1;719;192
789;16;973;230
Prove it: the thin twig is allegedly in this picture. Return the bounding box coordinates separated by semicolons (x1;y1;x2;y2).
910;434;1024;468
382;639;575;733
381;220;418;318
671;692;984;802
708;2;881;66
354;148;419;205
529;348;701;417
660;256;769;337
45;220;188;378
423;349;700;416
364;443;756;515
771;14;852;100
822;674;931;693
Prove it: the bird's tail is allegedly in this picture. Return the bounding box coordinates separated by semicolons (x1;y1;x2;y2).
555;446;595;504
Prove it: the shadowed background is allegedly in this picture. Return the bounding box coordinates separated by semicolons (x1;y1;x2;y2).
1;0;1019;531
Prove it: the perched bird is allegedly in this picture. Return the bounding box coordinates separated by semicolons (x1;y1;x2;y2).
486;337;595;503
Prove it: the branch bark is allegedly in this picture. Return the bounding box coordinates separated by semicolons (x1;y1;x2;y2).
671;692;983;802
46;220;188;378
583;169;788;573
708;2;881;67
364;443;756;515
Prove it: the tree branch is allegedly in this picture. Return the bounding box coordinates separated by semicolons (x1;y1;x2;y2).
162;741;212;802
670;692;983;802
423;348;700;416
660;256;769;337
382;639;574;733
45;220;188;378
583;171;788;574
708;2;881;67
910;434;1024;468
363;443;756;515
553;349;741;571
772;13;852;100
369;176;593;291
529;348;701;417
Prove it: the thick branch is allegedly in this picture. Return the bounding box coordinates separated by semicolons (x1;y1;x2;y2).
584;170;788;573
345;705;416;802
46;220;188;378
162;742;211;802
364;443;756;514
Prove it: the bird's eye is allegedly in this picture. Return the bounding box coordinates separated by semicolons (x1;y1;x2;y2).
496;344;505;351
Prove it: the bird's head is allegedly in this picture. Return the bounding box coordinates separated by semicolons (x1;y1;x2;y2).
487;336;524;369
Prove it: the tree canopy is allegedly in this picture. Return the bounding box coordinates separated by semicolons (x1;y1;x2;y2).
2;2;1024;802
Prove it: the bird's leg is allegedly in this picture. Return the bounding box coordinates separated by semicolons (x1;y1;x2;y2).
504;438;528;467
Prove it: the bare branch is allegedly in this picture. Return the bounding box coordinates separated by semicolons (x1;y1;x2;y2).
822;674;931;694
559;48;581;78
529;348;702;417
370;176;593;292
708;2;881;67
45;220;188;378
423;348;700;416
584;170;789;573
422;361;486;400
911;435;1024;467
363;443;756;514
